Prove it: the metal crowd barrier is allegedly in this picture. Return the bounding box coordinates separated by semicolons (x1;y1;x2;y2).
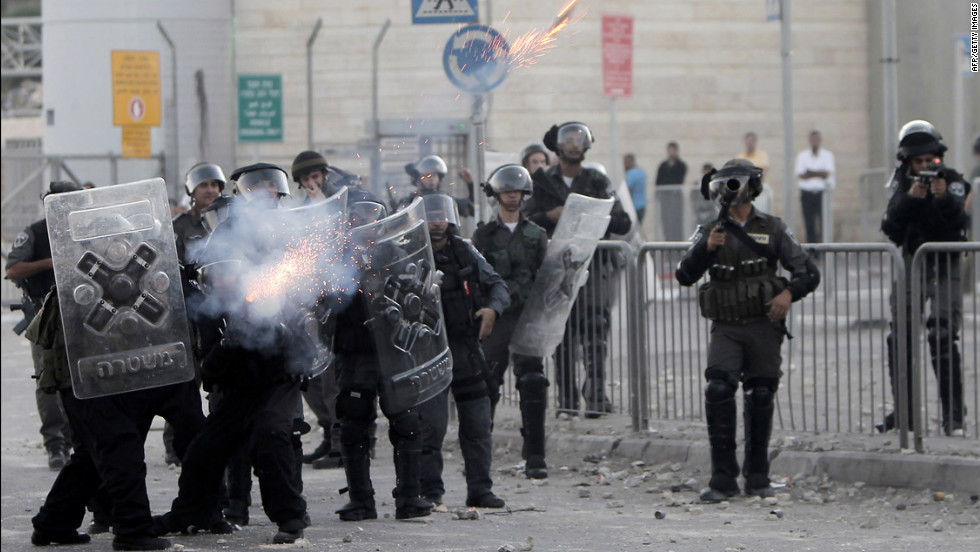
910;242;980;452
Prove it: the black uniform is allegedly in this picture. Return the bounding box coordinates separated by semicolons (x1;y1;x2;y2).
880;169;970;434
333;242;431;521
523;164;631;415
676;208;819;498
6;220;73;462
418;235;509;506
471;214;551;473
172;210;208;265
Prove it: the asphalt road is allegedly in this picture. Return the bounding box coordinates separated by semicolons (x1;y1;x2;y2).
2;313;979;552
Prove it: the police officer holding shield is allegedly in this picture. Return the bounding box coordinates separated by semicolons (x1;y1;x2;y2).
472;164;551;479
523;122;631;417
676;159;819;503
879;120;970;436
419;193;510;508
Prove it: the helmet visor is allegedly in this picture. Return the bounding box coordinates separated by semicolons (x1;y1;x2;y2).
235;168;291;200
421;193;460;227
556;123;592;150
185;164;226;195
349;201;388;228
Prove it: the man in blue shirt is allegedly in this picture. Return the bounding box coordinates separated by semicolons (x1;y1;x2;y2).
624;153;647;223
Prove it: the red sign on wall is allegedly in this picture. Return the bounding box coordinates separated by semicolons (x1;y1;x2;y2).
602;14;634;98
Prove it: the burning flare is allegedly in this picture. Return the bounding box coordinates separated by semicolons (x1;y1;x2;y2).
507;0;580;71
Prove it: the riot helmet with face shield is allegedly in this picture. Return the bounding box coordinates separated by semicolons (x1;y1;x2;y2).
483;164;533;198
230;163;290;205
422;193;460;244
897;120;947;163
543;122;594;162
184;162;227;196
413;155;449;191
349;200;388;229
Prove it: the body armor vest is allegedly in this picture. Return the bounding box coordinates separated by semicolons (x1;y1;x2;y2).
22;220;56;301
480;220;543;313
697;219;786;323
435;236;483;340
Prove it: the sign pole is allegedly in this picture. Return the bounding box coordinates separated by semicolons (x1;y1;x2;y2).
609;97;618;186
780;0;795;227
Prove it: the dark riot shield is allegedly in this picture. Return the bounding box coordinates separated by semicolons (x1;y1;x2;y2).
509;193;614;358
352;198;452;413
44;178;194;398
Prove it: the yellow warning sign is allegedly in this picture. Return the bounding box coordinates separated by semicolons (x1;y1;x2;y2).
112;51;161;127
121;126;151;158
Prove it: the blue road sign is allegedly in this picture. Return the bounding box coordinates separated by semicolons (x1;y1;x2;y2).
412;0;478;25
442;25;510;94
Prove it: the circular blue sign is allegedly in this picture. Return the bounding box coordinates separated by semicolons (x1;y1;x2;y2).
442;25;510;94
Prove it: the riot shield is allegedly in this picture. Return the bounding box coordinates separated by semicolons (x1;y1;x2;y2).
509;193;614;357
44;178;195;399
352;197;452;413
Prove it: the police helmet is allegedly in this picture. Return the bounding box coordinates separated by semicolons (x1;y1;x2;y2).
230;163;291;202
897;120;947;162
701;159;763;202
414;155;448;185
483;164;533;198
200;195;236;233
421;193;460;228
184;162;226;196
520;143;550;169
543;122;594;155
348;200;388;229
42;180;82;199
291;150;329;183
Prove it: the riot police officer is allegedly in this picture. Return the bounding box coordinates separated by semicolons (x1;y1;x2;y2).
174;163;225;264
471;164;550;479
676;159;819;503
879;120;970;436
396;155;475;217
520;143;551;175
5;181;78;470
333;200;434;522
523;122;631;417
419;193;510;508
157;163;311;544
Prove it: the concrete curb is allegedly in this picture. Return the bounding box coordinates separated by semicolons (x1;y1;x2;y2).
497;430;980;494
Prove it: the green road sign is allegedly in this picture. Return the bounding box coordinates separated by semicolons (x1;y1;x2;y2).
238;74;282;142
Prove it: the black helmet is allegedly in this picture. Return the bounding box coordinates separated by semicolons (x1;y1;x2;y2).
184;162;226;196
230;163;291;202
897;120;947;162
483;164;533;197
520;143;549;169
291;150;329;183
543;122;594;155
327;166;363;189
43;180;82;198
414;155;448;184
701;159;763;202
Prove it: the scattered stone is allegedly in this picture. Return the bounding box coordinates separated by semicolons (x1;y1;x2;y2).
631;460;646;468
682;478;698;490
452;508;481;520
896;503;907;511
602;492;615;500
764;497;779;506
970;494;978;504
934;491;946;502
530;479;548;487
669;463;683;472
578;489;591;498
931;519;944;532
954;514;979;526
686;506;704;516
654;510;666;520
661;490;677;506
854;481;865;489
583;454;603;464
775;493;792;503
859;516;880;529
519;536;534;551
342;533;355;543
607;501;625;509
745;496;762;506
769;509;784;519
498;545;516;552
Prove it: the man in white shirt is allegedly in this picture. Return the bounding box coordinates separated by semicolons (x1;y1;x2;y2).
794;130;835;243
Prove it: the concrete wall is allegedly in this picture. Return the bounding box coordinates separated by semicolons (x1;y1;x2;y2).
42;0;235;194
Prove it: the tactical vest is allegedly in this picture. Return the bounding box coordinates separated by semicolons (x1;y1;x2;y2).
697;219;786;323
478;220;543;313
21;220;56;301
25;290;71;392
435;236;483;340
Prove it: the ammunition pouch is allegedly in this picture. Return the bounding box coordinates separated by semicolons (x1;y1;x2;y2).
698;261;787;323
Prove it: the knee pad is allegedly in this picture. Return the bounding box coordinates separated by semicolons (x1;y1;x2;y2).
387;410;420;442
516;372;550;397
744;385;775;409
704;379;736;403
926;318;958;355
337;388;377;424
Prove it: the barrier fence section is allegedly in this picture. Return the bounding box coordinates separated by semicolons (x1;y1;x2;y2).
910;242;980;452
635;242;913;447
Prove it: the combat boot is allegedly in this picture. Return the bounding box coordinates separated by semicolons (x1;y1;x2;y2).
31;528;91;546
393;448;431;519
517;371;549;479
302;439;330;464
743;386;775;497
336;443;376;521
582;376;613;419
930;333;964;436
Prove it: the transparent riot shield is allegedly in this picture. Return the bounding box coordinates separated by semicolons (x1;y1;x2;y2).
509;193;614;358
44;178;195;398
352;197;452;413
